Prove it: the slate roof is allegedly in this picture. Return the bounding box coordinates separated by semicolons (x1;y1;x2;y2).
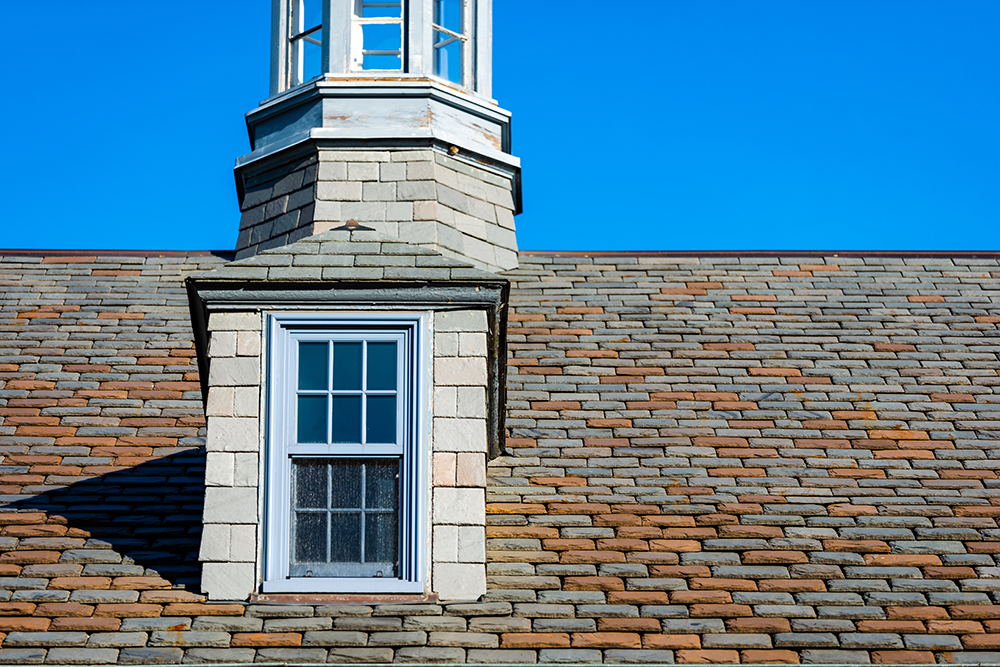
0;249;999;664
190;228;503;284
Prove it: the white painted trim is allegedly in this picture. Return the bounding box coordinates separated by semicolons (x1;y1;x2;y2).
263;312;429;595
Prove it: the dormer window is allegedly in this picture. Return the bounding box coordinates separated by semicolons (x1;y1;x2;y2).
288;0;323;87
352;1;405;71
432;0;470;85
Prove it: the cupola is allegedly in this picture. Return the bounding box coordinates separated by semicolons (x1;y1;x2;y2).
233;0;521;272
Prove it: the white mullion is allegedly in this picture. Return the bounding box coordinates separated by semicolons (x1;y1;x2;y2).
361;340;368;449
326;340;333;446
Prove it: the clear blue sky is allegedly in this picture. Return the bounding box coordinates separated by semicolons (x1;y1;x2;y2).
2;1;997;251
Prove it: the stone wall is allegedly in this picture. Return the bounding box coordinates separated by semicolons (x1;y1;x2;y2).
236;149;518;273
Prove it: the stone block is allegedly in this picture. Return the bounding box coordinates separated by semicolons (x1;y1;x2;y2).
604;649;676;664
209;312;261;332
457;387;487;419
457;452;486;487
86;633;146;648
301;631;367;646
435;386;458;418
342;201;386;221
44;649;118;664
206;387;234;418
203;487;258;524
118;647;184;664
414;200;438;220
317;161;347;181
256;648;328;662
363;182;396;201
433;452;457;486
234;453;258;486
433;487;485;525
202;562;255;602
208;358;260;387
435;309;487;333
234;387;259;417
433;417;487;452
434;563;485;602
183;648;257;663
204;452;234;487
434;525;459;562
538;649;602;663
398;181;437;201
393;647;464;663
327;648;395;663
459;526;486;563
435;333;459;358
347;162;379;181
386;201;414;221
236;331;261;356
317;181;362;201
210;331;237;358
467;648;536;663
380;162;406;181
206;417;258;453
199;524;230;561
230;524;257;562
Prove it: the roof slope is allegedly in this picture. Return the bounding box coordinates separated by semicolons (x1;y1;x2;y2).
0;250;998;663
189;228;502;283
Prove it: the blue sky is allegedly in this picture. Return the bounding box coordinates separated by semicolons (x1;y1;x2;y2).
1;1;997;251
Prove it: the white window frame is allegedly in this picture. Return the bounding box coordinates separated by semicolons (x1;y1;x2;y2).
350;0;406;72
263;313;428;594
430;0;474;89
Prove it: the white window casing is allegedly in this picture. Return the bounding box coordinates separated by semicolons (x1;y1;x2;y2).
262;313;429;594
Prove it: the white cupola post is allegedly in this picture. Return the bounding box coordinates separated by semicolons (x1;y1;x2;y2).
234;0;520;273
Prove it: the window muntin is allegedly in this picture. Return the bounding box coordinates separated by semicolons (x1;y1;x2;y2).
291;458;399;578
294;338;402;450
288;0;323;88
352;1;404;71
432;0;468;85
265;316;425;594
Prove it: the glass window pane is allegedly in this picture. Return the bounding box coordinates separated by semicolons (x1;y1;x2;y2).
297;395;328;443
363;54;402;70
366;395;397;444
303;31;323;81
434;0;463;34
365;512;398;565
367;342;397;391
332;395;362;443
362;2;401;18
303;0;322;29
333;342;362;390
365;460;399;509
362;23;401;53
434;31;463;84
329;513;362;562
330;460;362;508
298;342;328;390
295;460;328;508
294;512;327;563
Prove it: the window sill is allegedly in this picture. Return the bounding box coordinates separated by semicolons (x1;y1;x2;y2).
252;591;437;605
261;578;425;595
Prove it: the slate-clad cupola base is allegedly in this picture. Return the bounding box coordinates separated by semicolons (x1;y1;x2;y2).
233;0;520;273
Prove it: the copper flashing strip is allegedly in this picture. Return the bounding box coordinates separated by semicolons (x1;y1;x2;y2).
521;249;1000;258
0;248;235;258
